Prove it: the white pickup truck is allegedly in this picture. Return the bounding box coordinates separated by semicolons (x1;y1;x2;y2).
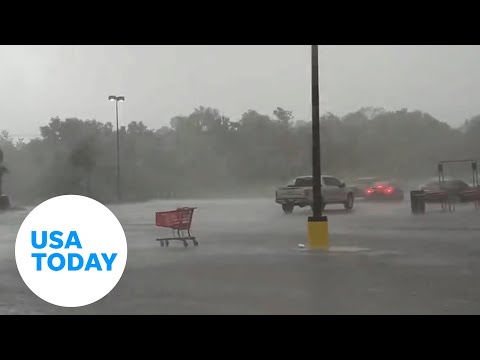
275;175;355;214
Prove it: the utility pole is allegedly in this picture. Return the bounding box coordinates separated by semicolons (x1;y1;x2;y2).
307;45;329;250
311;45;322;220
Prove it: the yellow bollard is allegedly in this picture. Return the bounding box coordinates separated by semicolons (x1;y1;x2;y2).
307;216;329;250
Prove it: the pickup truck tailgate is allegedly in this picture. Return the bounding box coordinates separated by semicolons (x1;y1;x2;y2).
276;187;308;200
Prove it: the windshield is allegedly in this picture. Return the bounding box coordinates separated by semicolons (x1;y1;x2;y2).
357;178;377;184
373;182;390;187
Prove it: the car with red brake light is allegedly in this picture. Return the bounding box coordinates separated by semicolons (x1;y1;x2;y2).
351;177;379;198
364;181;404;201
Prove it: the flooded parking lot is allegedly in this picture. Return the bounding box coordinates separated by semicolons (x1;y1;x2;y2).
1;198;480;314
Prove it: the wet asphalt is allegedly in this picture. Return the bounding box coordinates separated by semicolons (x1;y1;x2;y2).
1;197;480;314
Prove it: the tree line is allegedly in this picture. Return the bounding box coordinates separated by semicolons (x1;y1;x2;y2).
1;106;479;204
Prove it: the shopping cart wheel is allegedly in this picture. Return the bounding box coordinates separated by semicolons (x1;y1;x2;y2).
165;240;169;247
160;240;164;247
193;240;199;247
183;241;188;248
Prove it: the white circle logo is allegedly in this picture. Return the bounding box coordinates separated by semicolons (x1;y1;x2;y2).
15;195;128;308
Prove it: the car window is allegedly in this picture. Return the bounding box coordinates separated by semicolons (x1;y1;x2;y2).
442;180;468;190
294;178;312;187
324;177;341;187
358;178;376;184
452;180;469;189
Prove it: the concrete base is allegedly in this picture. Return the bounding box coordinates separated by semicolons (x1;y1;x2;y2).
0;195;10;210
307;216;329;250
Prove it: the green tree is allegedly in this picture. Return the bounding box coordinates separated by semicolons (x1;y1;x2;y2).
273;107;294;125
69;139;97;197
1;105;479;204
0;147;7;196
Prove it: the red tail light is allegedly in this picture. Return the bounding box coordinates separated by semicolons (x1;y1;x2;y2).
384;186;394;194
366;188;375;195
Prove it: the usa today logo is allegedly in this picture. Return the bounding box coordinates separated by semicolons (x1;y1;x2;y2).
15;195;128;308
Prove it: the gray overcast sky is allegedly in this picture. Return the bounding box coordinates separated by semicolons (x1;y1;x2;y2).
1;45;479;139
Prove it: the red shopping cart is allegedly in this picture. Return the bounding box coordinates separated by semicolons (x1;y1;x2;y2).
155;207;198;247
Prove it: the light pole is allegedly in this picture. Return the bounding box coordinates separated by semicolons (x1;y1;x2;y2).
311;45;322;220
307;45;329;250
109;95;125;201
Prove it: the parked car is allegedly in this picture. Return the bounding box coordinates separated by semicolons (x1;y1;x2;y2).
351;177;379;198
364;180;405;201
420;178;471;201
275;175;355;214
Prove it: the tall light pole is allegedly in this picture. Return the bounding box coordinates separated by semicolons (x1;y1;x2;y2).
311;45;322;220
307;45;329;250
109;95;125;201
